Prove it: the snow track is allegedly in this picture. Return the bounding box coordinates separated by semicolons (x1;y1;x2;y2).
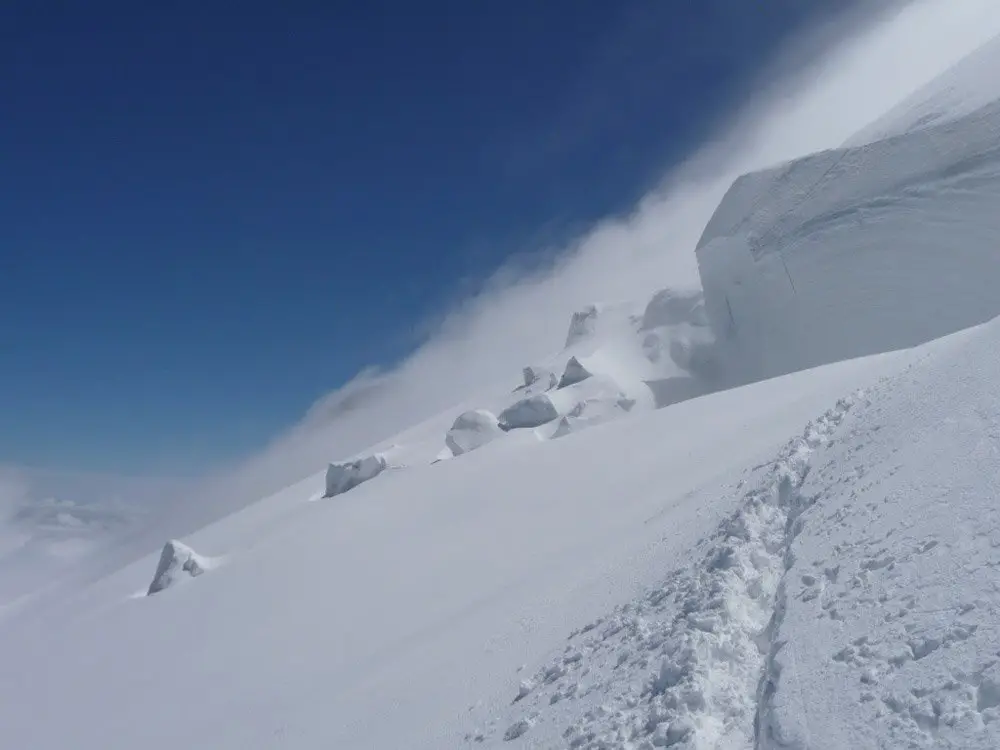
487;394;860;749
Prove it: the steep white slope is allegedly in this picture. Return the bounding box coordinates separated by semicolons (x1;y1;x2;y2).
467;320;999;750
756;316;1000;749
0;340;930;750
697;32;1000;385
847;32;1000;146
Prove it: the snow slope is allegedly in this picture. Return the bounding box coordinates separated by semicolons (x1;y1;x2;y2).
847;32;1000;146
0;338;939;750
697;31;1000;385
471;319;1000;750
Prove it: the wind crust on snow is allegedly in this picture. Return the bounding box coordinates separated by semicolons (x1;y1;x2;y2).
146;540;210;596
324;454;388;497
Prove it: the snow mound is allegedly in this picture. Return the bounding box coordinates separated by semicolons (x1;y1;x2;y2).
146;540;210;596
324;454;388;497
557;356;593;389
445;410;504;457
697;78;1000;383
498;394;559;430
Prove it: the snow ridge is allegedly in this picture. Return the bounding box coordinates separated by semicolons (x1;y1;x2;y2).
490;394;858;749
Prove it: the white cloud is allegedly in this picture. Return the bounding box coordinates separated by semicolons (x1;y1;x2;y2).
176;0;1000;526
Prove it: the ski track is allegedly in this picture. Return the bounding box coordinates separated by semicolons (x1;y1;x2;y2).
474;390;865;749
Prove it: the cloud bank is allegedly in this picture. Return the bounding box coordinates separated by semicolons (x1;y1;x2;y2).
165;0;1000;529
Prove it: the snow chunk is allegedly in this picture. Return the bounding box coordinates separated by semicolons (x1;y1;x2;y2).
640;288;707;330
557;356;593;389
146;540;210;596
564;304;602;348
325;454;387;498
521;366;557;391
499;395;559;430
445;410;504;457
550;395;636;439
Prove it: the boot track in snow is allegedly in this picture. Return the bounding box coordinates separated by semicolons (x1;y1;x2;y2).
489;393;861;749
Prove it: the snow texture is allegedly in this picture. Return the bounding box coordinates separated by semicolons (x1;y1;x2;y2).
146;540;210;595
324;453;388;497
445;410;504;457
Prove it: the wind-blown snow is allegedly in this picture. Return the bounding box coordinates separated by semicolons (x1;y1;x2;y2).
847;32;1000;146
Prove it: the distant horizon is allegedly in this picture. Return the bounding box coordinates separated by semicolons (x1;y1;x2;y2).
0;1;929;476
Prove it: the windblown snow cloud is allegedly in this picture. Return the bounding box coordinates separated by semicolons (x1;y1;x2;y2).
184;0;1000;525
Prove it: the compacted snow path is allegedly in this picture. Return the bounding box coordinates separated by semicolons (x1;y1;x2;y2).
755;322;1000;750
477;391;863;749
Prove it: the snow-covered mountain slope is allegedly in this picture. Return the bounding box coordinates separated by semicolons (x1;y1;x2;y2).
696;31;1000;385
9;16;1000;750
0;334;947;750
847;31;1000;146
473;318;1000;750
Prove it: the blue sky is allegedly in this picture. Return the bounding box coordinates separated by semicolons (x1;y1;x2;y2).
1;1;861;476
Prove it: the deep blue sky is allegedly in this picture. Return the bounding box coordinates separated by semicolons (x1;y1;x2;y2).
1;1;861;476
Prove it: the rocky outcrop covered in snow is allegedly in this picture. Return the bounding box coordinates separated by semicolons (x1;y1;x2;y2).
325;454;388;498
445;410;504;457
146;540;209;596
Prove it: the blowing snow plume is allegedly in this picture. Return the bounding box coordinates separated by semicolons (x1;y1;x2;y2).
172;0;1000;534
